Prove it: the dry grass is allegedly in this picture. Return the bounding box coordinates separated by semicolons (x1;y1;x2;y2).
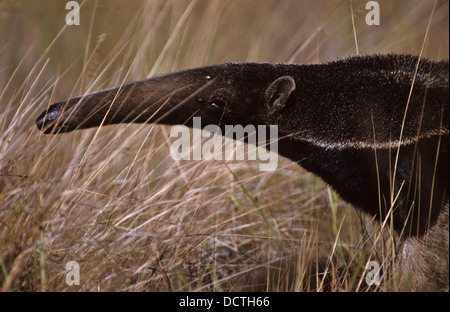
0;0;448;292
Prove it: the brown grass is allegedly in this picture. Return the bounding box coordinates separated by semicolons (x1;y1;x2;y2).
0;0;448;291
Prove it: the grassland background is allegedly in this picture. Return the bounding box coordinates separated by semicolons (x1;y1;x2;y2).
0;0;448;291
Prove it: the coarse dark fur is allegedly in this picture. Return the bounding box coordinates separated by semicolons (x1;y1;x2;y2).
36;54;449;291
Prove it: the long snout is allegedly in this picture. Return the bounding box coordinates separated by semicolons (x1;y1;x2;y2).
36;83;143;134
35;72;202;134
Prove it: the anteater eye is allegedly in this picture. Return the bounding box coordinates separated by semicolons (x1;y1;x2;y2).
210;99;226;109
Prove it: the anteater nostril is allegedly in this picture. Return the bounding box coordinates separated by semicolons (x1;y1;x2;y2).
45;110;59;122
36;109;59;131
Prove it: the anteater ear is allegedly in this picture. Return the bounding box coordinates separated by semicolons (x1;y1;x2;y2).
265;76;296;115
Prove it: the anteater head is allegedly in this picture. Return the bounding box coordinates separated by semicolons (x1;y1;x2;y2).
36;62;295;134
